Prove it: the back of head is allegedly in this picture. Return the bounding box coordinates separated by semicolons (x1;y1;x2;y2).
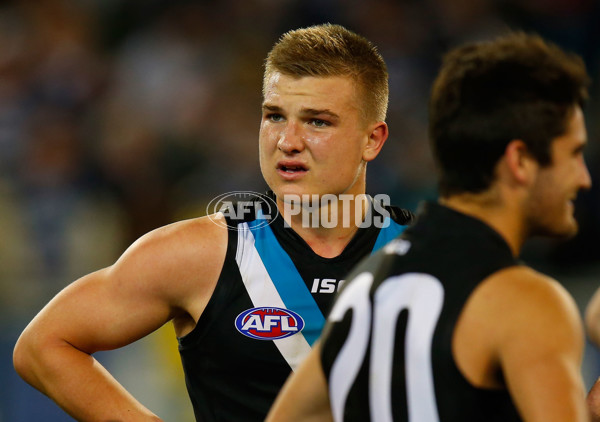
429;32;590;197
264;23;389;123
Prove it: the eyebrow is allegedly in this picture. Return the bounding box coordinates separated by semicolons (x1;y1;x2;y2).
262;104;340;120
302;108;340;120
262;104;281;113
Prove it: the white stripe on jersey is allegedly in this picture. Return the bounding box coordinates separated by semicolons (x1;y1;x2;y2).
235;224;312;371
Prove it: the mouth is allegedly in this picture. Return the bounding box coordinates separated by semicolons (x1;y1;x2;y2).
567;196;577;212
277;162;308;176
279;165;307;173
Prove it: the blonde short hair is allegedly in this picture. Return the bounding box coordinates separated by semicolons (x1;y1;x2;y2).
264;23;388;123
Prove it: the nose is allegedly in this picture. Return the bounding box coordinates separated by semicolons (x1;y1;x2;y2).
277;121;305;154
581;160;592;190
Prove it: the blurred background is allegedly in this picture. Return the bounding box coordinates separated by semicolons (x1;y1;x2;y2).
0;0;599;420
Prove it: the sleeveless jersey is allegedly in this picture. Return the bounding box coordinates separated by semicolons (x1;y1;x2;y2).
178;192;413;422
320;202;522;422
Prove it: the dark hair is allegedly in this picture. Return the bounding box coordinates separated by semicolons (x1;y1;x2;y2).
429;32;590;196
264;23;388;123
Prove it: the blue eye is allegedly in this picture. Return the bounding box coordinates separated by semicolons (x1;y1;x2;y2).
311;119;329;127
268;113;284;122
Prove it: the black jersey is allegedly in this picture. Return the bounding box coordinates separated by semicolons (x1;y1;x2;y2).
320;202;522;422
178;192;413;422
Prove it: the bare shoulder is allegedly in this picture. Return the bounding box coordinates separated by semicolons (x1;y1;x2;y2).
475;265;583;349
466;270;588;421
121;213;228;265
109;213;229;311
454;264;585;395
483;266;579;316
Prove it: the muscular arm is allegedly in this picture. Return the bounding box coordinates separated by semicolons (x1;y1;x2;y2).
13;216;227;421
460;267;589;422
266;342;333;422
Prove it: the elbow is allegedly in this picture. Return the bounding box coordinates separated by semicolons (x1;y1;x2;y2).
13;326;51;387
13;330;36;382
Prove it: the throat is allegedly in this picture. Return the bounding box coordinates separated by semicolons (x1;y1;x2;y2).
276;193;370;257
295;225;359;258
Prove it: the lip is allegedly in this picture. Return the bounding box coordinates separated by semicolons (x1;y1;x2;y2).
276;160;309;180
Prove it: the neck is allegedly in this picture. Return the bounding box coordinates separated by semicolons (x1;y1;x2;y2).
439;192;527;256
277;194;370;258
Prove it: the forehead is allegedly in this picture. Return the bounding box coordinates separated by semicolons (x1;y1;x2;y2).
263;72;360;113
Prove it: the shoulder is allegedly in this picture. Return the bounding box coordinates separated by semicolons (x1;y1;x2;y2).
109;213;229;305
466;270;588;421
472;266;583;350
453;265;584;394
117;213;227;264
483;266;578;313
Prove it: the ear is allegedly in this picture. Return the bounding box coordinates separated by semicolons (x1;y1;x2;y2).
503;139;538;185
362;121;388;162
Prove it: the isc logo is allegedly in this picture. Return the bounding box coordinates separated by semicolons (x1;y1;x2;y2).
235;307;305;340
310;278;345;293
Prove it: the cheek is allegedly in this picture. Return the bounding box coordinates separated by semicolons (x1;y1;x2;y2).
303;133;324;147
531;174;569;220
527;175;552;214
321;135;363;161
258;134;273;170
258;128;276;152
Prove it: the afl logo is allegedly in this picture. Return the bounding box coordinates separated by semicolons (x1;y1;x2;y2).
206;191;278;231
235;307;304;340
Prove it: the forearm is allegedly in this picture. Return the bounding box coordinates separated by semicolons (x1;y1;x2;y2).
14;340;162;422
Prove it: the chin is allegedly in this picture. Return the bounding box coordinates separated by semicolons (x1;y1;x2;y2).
563;222;579;239
269;185;307;204
561;214;580;239
536;222;579;240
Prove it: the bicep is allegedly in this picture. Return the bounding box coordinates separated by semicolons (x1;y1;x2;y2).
22;217;227;354
25;264;174;354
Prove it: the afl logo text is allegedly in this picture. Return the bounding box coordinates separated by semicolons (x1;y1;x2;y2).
235;307;304;340
206;191;278;230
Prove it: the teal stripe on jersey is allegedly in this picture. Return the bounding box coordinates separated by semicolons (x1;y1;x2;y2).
248;211;325;346
372;217;407;253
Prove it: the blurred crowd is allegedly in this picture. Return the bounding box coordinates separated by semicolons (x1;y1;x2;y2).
1;0;599;421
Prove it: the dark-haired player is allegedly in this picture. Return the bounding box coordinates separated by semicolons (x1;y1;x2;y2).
268;32;591;422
